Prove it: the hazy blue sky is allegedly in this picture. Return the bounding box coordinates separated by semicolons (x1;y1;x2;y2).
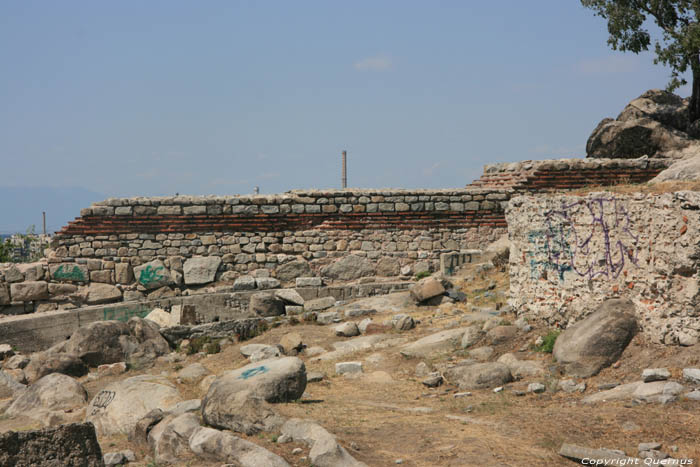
0;1;690;228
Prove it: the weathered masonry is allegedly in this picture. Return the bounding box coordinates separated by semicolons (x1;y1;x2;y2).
0;157;669;316
507;191;700;346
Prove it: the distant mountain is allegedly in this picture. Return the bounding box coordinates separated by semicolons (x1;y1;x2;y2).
0;186;105;235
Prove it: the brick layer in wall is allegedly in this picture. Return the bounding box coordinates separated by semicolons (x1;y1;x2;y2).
57;211;508;236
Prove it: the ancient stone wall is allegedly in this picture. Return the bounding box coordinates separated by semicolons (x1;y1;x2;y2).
507;191;700;345
0;157;670;315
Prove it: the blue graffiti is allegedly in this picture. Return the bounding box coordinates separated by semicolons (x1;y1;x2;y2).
238;365;268;380
528;197;638;281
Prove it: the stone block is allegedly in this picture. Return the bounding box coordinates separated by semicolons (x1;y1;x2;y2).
10;281;49;302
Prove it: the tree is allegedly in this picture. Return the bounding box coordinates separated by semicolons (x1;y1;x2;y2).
581;1;700;124
0;238;12;263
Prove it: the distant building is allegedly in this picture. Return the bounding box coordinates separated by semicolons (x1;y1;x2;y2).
8;233;50;262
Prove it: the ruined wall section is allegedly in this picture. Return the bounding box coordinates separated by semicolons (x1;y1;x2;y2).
507;191;700;345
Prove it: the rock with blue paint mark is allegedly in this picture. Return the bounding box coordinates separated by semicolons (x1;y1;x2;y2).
203;357;306;408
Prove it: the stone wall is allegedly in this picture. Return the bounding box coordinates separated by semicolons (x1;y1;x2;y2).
507;191;700;345
0;157;670;315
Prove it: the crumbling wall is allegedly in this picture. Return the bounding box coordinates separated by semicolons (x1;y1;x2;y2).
507;191;700;345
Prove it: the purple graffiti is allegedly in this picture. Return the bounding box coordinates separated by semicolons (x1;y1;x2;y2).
532;197;638;281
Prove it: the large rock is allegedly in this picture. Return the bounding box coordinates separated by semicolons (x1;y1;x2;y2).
275;260;312;282
148;412;200;464
497;353;545;379
586;89;699;159
64;317;169;367
0;369;26;398
275;289;305;306
10;281;48;302
320;255;375;281
7;373;87;420
86;374;183;436
444;362;513;390
23;351;88;383
583;380;685;404
652;153;700;182
0;422;103;467
189;426;290;467
202;358;306;427
201;389;284;435
249;292;285;317
400;328;469;358
409;277;445;303
553;299;638;377
183;256;221;285
145;307;172;327
281;418;367;467
85;283;122;305
134;260;173;290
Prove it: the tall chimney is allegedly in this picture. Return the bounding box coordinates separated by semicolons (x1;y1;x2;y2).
342;150;347;189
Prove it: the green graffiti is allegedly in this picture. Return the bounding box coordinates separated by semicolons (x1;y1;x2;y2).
138;264;165;286
53;264;86;281
102;305;150;322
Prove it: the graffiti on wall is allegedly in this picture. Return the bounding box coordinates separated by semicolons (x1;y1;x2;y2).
138;264;166;287
52;264;87;281
527;197;638;281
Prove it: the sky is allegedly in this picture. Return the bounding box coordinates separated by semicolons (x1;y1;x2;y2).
0;1;692;232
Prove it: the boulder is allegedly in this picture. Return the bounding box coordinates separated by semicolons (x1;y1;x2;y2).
148;412;200;464
335;322;360;337
409;277;445;303
553;299;638;377
240;344;274;358
586;89;698;159
176;363;210;383
250;346;282;362
279;332;304;355
275;289;305;306
85;283;122;305
281;418;367;467
123;317;171;367
276;260;312;282
305;296;336;312
400;328;469;358
9;281;48;302
134;260;173;290
320;255;375;281
583;381;685;404
202;358;306;423
391;314;415;331
487;325;518;345
652;153;700;182
86;374;183;436
201;389;284;435
444;362;513;390
23;351;88;383
189;426;290;467
468;346;494;361
7;373;87;420
497;353;545;379
183;256;221;285
0;369;26;398
461;326;482;348
0;422;103;467
129;408;165;446
249;292;285;317
683;368;700;384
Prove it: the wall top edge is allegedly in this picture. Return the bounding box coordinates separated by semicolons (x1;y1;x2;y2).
482;156;671;174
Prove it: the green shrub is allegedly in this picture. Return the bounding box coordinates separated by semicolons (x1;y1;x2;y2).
415;270;431;280
535;330;560;353
187;336;221;355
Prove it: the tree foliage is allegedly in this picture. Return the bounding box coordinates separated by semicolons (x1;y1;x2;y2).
582;1;700;121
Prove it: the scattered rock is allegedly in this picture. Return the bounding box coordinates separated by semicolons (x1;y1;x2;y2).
415;362;433;378
553;299;638;378
391;314;415;331
486;325;518;345
276;289;305;306
583;381;684;404
336;361;363;375
422;373;443;388
148;412;200;464
460;326;482;349
496;353;545;379
642;368;670;383
528;383;545;394
307;372;325;383
317;310;341;324
23;351;88;383
189;426;291;467
409;277;445;303
682;368;700;384
279;332;304;355
558;379;587;393
6;373;87;422
250;346;282;362
0;422;104;467
559;443;638;465
444;362;513;390
0;369;26;398
468;346;494;362
176;363;211;383
335;322;360;337
281;418;367;467
358;318;373;334
0;344;15;360
145;307;172;327
400;328;469;358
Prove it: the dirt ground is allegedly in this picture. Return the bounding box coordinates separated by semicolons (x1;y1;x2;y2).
2;264;699;466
